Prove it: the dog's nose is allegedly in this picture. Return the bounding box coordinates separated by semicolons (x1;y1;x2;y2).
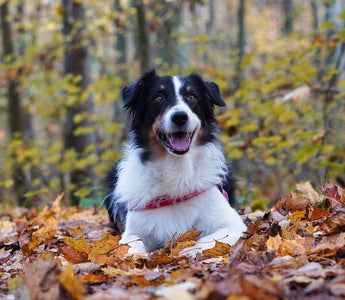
171;111;188;127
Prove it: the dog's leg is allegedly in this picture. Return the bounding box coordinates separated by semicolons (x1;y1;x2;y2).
180;225;246;258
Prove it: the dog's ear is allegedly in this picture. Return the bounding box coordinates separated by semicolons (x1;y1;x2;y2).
121;69;157;109
205;81;226;107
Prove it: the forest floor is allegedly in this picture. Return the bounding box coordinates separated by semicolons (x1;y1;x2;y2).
1;182;345;300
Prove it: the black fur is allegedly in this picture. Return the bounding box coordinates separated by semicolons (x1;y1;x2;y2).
103;164;126;232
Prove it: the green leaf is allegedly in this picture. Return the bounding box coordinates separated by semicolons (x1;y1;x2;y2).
80;198;102;209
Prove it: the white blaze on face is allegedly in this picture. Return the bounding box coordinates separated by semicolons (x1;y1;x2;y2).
157;76;201;153
162;76;200;134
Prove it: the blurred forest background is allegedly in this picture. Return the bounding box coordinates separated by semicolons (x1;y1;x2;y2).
0;0;345;209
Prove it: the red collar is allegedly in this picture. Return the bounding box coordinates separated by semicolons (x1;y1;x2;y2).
128;186;212;211
128;186;229;211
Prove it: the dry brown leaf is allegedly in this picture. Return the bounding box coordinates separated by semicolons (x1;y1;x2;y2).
309;232;345;258
263;255;308;273
175;230;202;243
21;255;61;300
73;262;102;274
277;237;306;257
88;236;128;265
310;207;331;221
296;182;321;205
89;235;121;256
172;240;196;256
266;235;282;252
60;264;85;300
323;183;345;208
241;274;282;299
82;273;108;283
320;210;345;235
202;240;231;258
25;218;58;255
59;246;89;264
131;274;165;287
329;283;345;297
102;267;128;276
275;191;310;213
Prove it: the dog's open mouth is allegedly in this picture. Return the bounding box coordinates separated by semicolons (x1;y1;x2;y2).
159;131;194;155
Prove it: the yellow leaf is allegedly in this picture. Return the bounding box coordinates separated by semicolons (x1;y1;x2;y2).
278;111;297;123
289;211;306;222
2;179;14;188
60;264;85;300
266;235;282;252
172;240;196;256
88;235;128;264
102;267;128;276
194;35;209;43
175;230;202;243
202;241;231;258
73;112;88;124
56;5;65;15
64;237;90;255
227;147;243;159
240;124;258;132
226;118;239;127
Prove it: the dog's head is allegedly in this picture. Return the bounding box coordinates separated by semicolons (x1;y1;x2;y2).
122;70;225;159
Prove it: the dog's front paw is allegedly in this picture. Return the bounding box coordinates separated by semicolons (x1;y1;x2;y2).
126;241;146;255
120;236;147;257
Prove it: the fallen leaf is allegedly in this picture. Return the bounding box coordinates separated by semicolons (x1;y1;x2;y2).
329;283;345;297
176;230;202;243
60;264;85;300
21;255;61;300
102;267;127;276
73;262;102;274
296;182;321;205
320;210;345;235
64;236;90;255
309;232;345;258
323;184;345;208
263;255;308;273
266;235;282;252
88;234;122;264
172;240;196;256
310;207;331;221
82;273;108;283
59;246;89;264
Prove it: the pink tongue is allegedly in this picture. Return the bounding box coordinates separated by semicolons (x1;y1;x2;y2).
170;133;190;152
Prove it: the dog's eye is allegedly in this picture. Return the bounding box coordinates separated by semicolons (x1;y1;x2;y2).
186;93;197;101
153;95;164;103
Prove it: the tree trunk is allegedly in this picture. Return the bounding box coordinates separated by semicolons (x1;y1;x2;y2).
62;0;95;205
207;0;215;35
311;0;319;30
155;1;182;70
114;0;128;82
16;0;34;140
134;0;151;72
113;0;127;123
282;0;294;35
234;0;246;91
1;0;28;205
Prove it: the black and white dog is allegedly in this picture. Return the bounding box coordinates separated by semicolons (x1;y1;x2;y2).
104;70;246;257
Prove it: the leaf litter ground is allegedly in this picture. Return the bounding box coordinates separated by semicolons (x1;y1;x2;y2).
1;182;345;299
